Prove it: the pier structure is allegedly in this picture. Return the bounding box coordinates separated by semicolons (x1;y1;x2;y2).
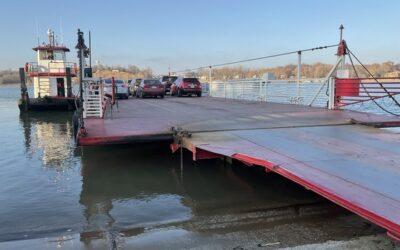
76;27;400;240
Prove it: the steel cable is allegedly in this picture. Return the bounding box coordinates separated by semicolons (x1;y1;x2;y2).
174;44;339;73
347;51;400;116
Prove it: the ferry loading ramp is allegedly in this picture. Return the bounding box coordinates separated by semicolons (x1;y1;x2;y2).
77;97;400;240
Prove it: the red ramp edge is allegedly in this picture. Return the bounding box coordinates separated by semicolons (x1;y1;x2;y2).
170;142;223;161
232;153;400;241
176;144;400;241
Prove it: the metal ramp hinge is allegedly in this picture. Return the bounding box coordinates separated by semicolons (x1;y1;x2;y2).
171;127;191;145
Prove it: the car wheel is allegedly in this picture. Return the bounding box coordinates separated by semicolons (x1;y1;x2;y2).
160;94;164;99
197;92;202;97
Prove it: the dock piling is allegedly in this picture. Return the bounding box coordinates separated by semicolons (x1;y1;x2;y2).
19;67;29;111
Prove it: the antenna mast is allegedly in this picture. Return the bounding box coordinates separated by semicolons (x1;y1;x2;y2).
89;31;92;68
339;24;344;42
35;18;39;45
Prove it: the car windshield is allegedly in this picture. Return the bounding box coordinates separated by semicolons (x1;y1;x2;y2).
169;76;178;82
144;80;160;85
183;78;199;83
161;76;177;82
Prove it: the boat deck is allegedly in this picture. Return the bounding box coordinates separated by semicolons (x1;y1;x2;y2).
77;96;400;239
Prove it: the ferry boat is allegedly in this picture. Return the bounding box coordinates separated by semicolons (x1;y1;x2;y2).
19;29;78;111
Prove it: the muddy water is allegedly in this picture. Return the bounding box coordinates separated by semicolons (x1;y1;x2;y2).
0;85;387;249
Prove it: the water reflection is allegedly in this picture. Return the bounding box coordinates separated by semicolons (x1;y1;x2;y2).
19;112;77;168
79;145;318;247
14;97;318;248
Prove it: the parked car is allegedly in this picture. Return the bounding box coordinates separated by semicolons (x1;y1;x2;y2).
159;75;178;94
127;79;133;95
171;77;202;97
104;78;130;99
136;79;165;98
129;78;142;96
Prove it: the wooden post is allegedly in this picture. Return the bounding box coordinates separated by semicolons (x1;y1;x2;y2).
66;67;73;97
19;67;29;111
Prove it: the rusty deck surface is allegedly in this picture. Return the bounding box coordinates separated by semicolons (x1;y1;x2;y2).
77;96;400;239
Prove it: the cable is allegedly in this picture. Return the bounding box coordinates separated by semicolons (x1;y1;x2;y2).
173;44;339;74
347;47;400;109
347;52;400;116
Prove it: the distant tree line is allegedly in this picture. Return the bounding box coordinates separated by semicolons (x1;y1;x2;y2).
93;64;153;79
2;61;400;84
0;70;20;84
190;61;400;80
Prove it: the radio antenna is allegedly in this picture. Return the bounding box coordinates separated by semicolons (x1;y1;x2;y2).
89;30;92;68
35;17;39;45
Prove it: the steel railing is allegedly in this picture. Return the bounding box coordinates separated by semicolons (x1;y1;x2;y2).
207;78;328;107
26;62;78;75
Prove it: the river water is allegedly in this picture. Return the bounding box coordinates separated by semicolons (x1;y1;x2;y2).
0;85;389;249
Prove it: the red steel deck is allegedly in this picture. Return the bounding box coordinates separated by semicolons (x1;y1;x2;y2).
77;97;400;146
77;97;400;239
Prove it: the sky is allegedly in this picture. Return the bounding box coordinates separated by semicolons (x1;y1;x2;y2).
0;0;399;74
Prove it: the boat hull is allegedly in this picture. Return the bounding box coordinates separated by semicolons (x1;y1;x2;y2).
18;97;78;111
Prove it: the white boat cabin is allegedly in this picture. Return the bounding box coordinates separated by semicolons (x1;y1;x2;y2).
26;29;76;98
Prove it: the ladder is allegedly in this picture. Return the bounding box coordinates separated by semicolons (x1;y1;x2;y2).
83;81;106;118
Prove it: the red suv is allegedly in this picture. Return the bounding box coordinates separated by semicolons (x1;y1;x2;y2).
136;79;165;98
171;77;202;97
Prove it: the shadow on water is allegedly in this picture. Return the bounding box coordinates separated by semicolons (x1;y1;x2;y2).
78;143;325;246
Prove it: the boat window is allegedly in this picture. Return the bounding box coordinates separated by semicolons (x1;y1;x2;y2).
39;51;48;60
47;51;54;60
53;51;64;60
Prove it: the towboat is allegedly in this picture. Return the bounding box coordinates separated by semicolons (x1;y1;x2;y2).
19;29;78;111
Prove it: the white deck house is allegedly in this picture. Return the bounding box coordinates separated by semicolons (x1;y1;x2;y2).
26;29;77;98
